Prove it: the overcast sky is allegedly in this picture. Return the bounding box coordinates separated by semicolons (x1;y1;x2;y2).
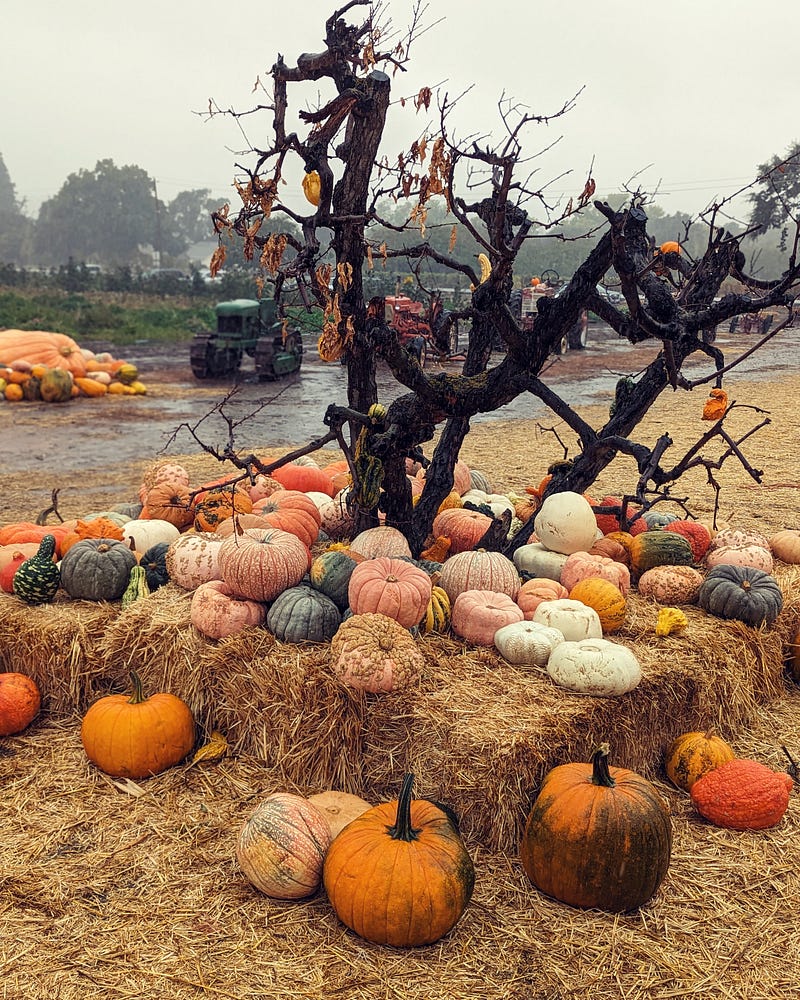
3;0;799;224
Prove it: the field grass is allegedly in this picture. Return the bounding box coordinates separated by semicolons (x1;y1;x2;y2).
0;287;324;346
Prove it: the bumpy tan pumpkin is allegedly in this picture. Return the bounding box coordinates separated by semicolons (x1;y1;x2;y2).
637;565;704;605
329;613;425;692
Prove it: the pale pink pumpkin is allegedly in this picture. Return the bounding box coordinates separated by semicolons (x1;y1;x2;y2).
708;527;771;552
137;461;191;504
236;792;332;899
218;527;310;602
416;458;472;497
637;565;704;604
347;557;432;629
516;578;570;618
165;532;225;589
705;543;774;574
348;525;412;560
438;549;521;603
432;507;493;554
451;589;524;646
560;551;631;596
190;579;267;639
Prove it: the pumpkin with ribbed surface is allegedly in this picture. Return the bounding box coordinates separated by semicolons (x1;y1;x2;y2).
560;551;630;596
266;584;341;643
520;744;672;912
59;538;137;601
665;729;736;792
628;529;694;577
432;507;493;554
323;773;474;946
81;670;195;778
516;577;570;617
218;527;309;603
0;672;42;736
190;579;267;639
237;792;332;899
251;489;321;548
451;589;524;645
690;758;794;829
11;534;61;604
143;483;195;530
347;556;432;629
438;548;520;603
309;549;359;610
663;520;712;561
0;329;88;376
348;525;412;560
697;564;783;626
568;578;627;633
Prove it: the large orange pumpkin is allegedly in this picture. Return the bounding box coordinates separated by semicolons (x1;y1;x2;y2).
0;329;88;377
251;488;322;548
323;773;475;946
347;556;432;628
520;744;672;913
81;671;195;778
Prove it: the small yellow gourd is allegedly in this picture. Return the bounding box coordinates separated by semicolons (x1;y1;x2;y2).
302;171;321;207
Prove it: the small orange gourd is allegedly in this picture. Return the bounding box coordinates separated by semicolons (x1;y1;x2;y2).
665;729;736;791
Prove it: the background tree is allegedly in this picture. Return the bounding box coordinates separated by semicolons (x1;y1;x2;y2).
0;152;33;265
748;142;800;243
209;1;800;555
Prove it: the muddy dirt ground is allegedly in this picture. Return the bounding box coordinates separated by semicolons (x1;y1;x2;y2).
3;321;800;528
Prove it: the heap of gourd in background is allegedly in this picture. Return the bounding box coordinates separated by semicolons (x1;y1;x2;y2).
1;453;797;943
0;329;145;400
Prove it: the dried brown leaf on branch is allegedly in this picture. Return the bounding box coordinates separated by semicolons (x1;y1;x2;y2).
209;246;227;278
260;232;287;273
414;86;432;112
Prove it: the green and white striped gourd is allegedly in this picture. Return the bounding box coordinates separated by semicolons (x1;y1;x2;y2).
12;534;60;604
121;565;151;609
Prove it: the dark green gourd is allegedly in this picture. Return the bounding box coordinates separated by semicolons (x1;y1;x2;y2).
12;534;60;604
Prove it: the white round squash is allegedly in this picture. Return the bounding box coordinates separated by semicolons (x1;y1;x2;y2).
512;542;568;582
121;518;180;552
532;598;603;641
493;620;564;667
534;492;598;555
546;638;643;697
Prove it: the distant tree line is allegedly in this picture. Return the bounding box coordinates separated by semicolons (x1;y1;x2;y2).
0;147;796;295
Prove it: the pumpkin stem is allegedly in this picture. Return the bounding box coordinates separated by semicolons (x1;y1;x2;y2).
590;743;617;788
387;772;421;842
128;670;147;705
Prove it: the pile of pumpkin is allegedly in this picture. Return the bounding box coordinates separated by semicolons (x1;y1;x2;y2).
0;328;145;401
1;454;798;701
0;665;794;942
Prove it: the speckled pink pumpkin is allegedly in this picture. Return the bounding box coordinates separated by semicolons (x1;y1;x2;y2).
329;613;425;692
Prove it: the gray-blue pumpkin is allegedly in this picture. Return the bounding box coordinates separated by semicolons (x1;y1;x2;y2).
267;585;342;643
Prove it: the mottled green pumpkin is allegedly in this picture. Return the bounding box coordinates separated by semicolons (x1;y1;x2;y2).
697;564;783;626
309;550;359;610
59;538;138;601
266;584;342;643
629;529;694;577
139;542;171;591
39;367;73;403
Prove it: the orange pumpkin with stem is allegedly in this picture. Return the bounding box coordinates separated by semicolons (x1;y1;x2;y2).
347;556;432;629
81;670;195;778
0;672;42;736
323;773;475;946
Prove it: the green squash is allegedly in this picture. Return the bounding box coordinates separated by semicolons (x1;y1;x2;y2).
266;584;342;643
309;550;359;611
39;367;74;403
139;542;171;591
12;534;60;604
698;564;783;626
121;565;151;609
629;529;694;576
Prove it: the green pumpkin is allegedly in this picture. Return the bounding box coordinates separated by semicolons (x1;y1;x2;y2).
266;584;342;643
629;529;694;576
139;542;171;591
12;534;60;604
309;550;359;611
39;367;74;403
59;538;137;601
21;375;42;401
698;564;783;626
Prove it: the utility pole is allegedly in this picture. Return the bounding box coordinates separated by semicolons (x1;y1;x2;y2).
152;178;162;269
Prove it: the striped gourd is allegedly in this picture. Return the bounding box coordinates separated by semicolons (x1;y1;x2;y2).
420;585;451;634
629;529;694;577
12;534;60;604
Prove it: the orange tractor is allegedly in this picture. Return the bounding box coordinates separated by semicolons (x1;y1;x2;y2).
381;292;461;366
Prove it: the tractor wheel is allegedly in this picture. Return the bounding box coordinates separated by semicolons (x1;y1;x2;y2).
567;317;588;350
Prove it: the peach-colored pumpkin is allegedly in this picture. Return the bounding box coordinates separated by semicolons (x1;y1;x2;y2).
347;557;432;629
708;527;770;552
450;589;524;646
432;507;493;554
251;489;321;548
415;458;471;497
190;579;266;639
218;527;309;602
637;565;704;605
516;578;570;618
329;613;425;692
705;544;774;574
137;461;191;504
560;551;631;596
769;529;800;564
438;549;521;603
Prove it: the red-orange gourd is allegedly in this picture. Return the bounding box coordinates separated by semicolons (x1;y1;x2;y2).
323;773;475;947
690;758;794;830
81;671;195;778
520;744;672;913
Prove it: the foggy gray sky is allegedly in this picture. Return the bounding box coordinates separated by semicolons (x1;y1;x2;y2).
3;0;799;223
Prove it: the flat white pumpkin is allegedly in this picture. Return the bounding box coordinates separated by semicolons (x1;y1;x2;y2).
460;489;516;520
512;542;568;582
534;492;597;555
493;620;564;667
532;598;602;641
121;518;180;552
546;638;643;697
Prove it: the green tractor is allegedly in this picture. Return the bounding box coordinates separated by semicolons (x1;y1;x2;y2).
190;298;303;380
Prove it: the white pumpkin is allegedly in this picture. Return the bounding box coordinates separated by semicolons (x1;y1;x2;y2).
304;491;336;511
121;518;180;552
546;638;642;697
493;620;564;667
512;542;568;582
318;492;355;540
705;543;774;574
534;491;598;555
166;532;225;589
460;489;516;520
532;598;603;641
